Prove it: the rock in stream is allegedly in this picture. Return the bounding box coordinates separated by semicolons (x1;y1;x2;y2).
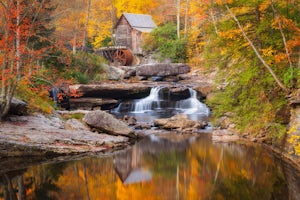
83;110;136;138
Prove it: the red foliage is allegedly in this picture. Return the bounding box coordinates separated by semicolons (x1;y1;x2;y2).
69;87;83;98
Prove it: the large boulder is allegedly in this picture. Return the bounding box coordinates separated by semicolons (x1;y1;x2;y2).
6;97;28;116
102;64;125;80
119;66;136;79
154;114;207;130
83;110;136;138
136;63;191;77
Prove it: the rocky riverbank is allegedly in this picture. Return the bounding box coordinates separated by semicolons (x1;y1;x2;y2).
1;65;299;172
0;63;214;158
0;113;132;157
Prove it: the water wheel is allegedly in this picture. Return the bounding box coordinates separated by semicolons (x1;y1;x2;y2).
113;49;133;66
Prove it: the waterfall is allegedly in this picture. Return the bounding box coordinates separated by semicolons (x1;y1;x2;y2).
133;86;164;113
111;86;210;122
175;88;210;116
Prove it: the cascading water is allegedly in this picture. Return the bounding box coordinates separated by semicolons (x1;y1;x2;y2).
111;86;210;122
133;86;164;113
176;88;210;115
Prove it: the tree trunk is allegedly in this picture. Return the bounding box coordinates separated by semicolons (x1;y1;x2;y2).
225;4;288;92
0;1;18;120
1;84;16;120
184;0;190;38
73;32;77;55
82;0;91;51
0;18;9;120
176;0;180;39
110;0;117;45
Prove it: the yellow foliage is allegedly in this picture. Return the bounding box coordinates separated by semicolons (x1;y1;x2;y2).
232;6;252;15
261;47;276;57
88;0;115;48
259;0;270;12
288;124;297;135
219;29;242;39
288;135;300;156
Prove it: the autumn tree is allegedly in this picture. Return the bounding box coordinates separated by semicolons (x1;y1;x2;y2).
0;0;55;119
204;0;300;137
53;0;86;54
88;0;117;48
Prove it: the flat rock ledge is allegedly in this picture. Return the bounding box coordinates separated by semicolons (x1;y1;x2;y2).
69;82;151;99
0;114;130;157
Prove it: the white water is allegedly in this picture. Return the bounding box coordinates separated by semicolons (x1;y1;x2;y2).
132;86;210;116
175;88;210;115
133;86;164;113
111;86;210;122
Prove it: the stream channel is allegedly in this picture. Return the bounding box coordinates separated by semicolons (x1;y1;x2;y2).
1;86;300;199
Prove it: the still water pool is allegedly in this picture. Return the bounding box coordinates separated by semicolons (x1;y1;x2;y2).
0;134;299;200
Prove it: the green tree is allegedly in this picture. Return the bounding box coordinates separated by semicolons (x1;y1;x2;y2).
143;23;188;63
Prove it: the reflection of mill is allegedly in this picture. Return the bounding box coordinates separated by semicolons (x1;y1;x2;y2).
113;135;191;185
113;141;152;185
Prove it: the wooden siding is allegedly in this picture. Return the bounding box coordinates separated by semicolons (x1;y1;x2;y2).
115;17;132;49
115;14;155;54
131;29;143;54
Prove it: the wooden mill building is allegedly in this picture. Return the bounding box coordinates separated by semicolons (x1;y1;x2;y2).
114;13;157;54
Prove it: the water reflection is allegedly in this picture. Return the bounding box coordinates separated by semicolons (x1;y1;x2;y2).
0;135;299;200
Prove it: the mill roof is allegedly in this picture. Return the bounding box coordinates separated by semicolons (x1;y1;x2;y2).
116;13;156;33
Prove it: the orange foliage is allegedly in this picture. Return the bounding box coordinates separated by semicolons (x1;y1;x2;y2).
69;87;83;98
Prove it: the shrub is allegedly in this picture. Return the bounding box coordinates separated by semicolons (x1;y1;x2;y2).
16;79;55;114
69;52;107;83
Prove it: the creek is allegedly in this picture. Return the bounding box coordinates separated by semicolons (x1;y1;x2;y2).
1;86;300;199
0;134;299;199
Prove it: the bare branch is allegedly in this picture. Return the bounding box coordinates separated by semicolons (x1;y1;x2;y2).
270;0;293;70
209;9;219;35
